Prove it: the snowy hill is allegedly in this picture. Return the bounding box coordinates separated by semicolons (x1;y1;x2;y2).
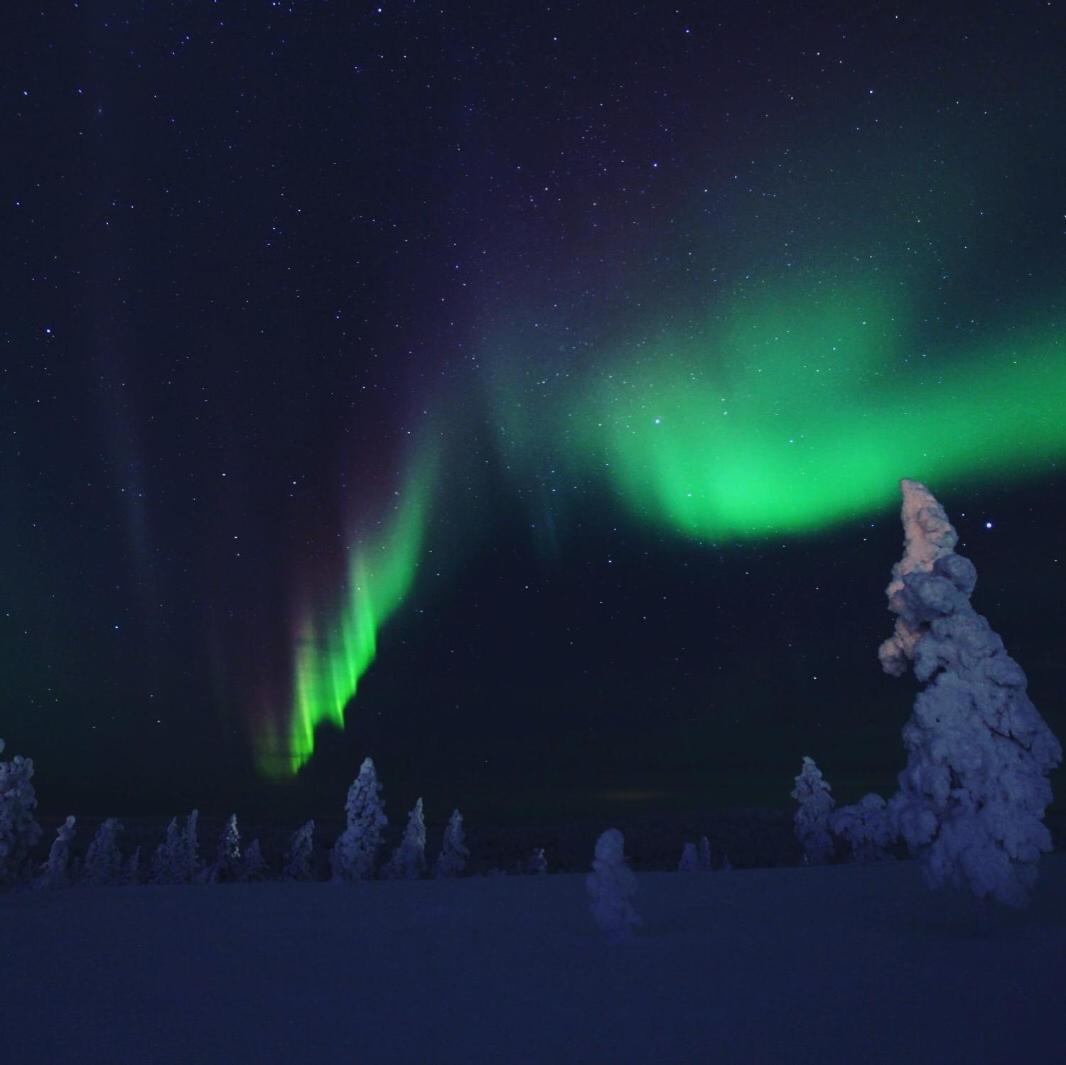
3;856;1064;1064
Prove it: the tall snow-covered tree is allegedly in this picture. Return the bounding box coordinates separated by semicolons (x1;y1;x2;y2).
433;809;469;878
84;818;124;886
830;794;894;863
586;828;640;941
0;738;42;886
791;756;835;864
151;810;202;885
383;798;426;880
879;479;1062;907
213;814;242;882
331;757;387;881
42;816;76;889
678;842;700;873
283;820;315;881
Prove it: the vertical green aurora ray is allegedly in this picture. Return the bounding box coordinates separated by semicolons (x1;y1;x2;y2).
486;284;1066;538
256;440;438;778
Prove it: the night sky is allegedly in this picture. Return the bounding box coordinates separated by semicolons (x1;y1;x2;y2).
5;3;1065;824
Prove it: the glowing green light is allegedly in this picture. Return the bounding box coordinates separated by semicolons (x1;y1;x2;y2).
255;441;437;778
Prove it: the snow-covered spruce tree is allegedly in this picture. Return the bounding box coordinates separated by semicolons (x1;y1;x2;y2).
241;839;267;881
124;846;141;886
331;757;388;881
0;738;42;886
528;847;548;875
42;816;76;889
829;794;894;863
697;836;713;871
586;828;640;941
791;756;835;864
434;809;469;878
152;810;202;885
182;809;202;882
84;818;124;886
212;814;242;883
283;820;315;880
879;479;1062;907
678;842;700;873
383;798;426;880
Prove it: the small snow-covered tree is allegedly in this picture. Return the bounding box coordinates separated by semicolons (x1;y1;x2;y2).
678;842;700;872
791;756;835;864
284;820;315;880
241;839;267;881
0;738;42;886
42;816;76;889
84;818;124;886
434;809;469;878
528;847;548;875
697;836;713;871
586;828;640;941
212;814;242;882
152;810;201;885
124;846;141;886
383;798;426;880
182;809;201;882
879;479;1062;907
331;757;388;881
830;794;895;863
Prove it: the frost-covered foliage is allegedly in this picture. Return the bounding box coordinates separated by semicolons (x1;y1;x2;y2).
241;839;267;881
42;816;76;889
830;794;895;863
383;798;426;880
586;828;640;941
528;847;548;875
434;809;469;878
284;820;315;880
678;842;700;873
0;738;42;886
213;814;242;883
331;757;388;881
84;818;124;886
791;756;835;864
881;479;1062;907
151;810;202;885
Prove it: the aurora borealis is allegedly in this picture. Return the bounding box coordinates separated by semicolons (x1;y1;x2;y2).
6;2;1065;818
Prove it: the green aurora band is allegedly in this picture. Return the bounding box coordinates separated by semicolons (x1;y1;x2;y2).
262;282;1065;776
256;440;437;778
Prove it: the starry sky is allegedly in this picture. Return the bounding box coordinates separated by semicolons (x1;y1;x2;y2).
5;2;1065;823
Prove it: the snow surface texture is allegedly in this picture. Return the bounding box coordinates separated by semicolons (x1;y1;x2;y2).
3;860;1063;1064
586;828;641;939
790;757;835;864
882;479;1062;906
331;757;388;881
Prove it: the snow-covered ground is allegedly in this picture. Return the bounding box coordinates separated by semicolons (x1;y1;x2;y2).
3;856;1063;1064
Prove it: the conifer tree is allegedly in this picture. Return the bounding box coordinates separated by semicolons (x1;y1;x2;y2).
0;738;42;886
586;828;640;940
284;820;315;880
242;839;267;880
84;818;124;886
213;814;242;882
383;798;426;880
42;816;76;889
331;757;387;881
791;756;835;864
434;809;469;878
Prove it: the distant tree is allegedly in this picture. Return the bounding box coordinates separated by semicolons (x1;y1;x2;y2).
152;810;201;885
42;816;76;889
182;810;201;882
697;836;713;871
84;818;124;886
830;794;894;863
678;842;700;873
241;839;267;881
528;847;548;875
331;757;388;881
0;738;42;886
879;479;1062;906
212;814;242;882
283;820;315;881
383;798;426;880
124;846;141;886
433;809;469;878
791;756;835;865
586;828;640;941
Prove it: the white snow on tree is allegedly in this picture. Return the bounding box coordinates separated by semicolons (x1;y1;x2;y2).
124;846;141;886
84;818;124;886
0;738;42;886
433;809;469;878
182;809;202;882
151;810;202;885
283;820;315;881
383;797;426;880
881;479;1062;907
791;756;835;865
528;847;548;875
697;836;713;871
586;828;640;941
212;814;242;883
241;839;267;881
42;816;76;889
830;794;895;863
331;757;388;881
678;842;700;873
